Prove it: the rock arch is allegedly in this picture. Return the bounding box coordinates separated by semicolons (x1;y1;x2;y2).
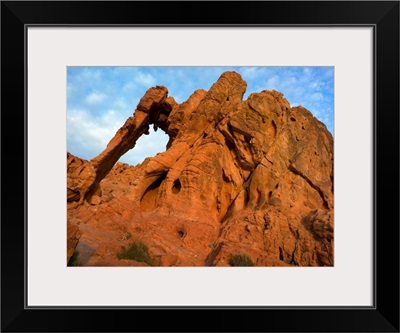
67;86;177;204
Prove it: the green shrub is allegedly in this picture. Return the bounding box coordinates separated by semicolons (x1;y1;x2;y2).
117;241;152;265
119;231;132;241
68;250;81;266
209;241;218;250
229;254;255;266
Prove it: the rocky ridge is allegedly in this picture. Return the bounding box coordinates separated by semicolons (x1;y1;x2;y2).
67;71;334;266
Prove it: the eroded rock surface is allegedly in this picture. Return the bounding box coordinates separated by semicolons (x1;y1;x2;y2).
67;71;334;266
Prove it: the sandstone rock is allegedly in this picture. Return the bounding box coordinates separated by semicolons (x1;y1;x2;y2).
67;71;334;266
67;221;80;263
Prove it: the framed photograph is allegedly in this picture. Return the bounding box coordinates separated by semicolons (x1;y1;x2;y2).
2;1;399;332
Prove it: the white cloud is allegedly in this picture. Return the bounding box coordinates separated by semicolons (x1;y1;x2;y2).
134;72;156;86
67;108;123;157
84;92;107;105
77;68;102;82
281;76;297;87
240;67;259;79
266;75;279;87
123;81;137;92
310;92;324;101
113;97;130;111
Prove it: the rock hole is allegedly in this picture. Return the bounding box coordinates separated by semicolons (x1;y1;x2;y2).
279;247;284;261
290;117;296;122
226;96;230;101
268;191;272;199
224;136;235;151
302;126;305;130
263;214;272;230
172;178;181;194
177;227;186;239
275;183;279;189
271;120;277;137
203;132;207;139
140;172;167;212
256;188;263;207
222;170;230;183
227;123;235;137
244;188;249;206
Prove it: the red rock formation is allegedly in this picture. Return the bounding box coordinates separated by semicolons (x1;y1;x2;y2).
67;220;80;263
67;71;334;266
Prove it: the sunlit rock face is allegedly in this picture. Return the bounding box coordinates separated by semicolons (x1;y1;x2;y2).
67;71;334;267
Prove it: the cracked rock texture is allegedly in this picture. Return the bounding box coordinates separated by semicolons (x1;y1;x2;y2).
67;71;334;266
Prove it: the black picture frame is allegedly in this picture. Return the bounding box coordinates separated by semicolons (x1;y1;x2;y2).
1;1;399;332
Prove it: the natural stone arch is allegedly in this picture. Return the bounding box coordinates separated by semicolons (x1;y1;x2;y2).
67;86;176;204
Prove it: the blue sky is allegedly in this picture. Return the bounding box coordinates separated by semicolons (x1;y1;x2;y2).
67;66;334;165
